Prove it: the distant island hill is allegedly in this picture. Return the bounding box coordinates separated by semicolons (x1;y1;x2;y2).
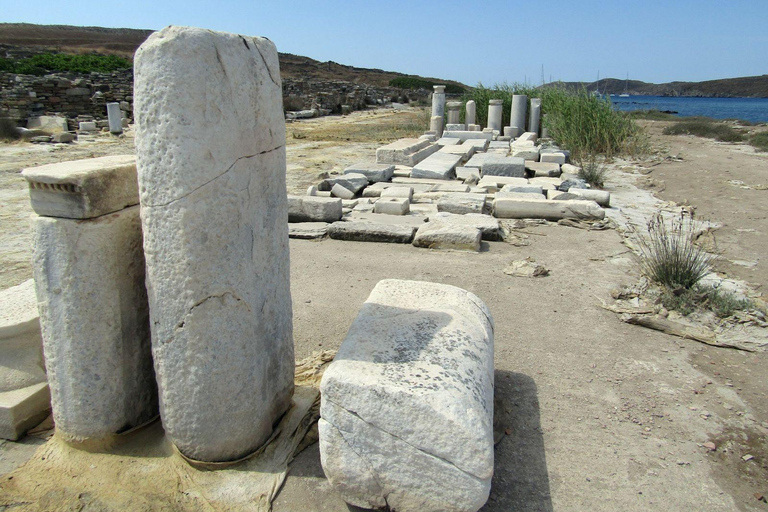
1;23;767;98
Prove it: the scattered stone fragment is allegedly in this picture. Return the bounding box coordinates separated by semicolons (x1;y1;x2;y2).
331;183;356;199
288;196;343;222
493;197;605;221
702;442;716;451
288;222;329;239
343;162;395;183
319;279;494;512
328;221;416;243
428;212;501;241
413;223;482;251
503;258;550;277
559;178;589;191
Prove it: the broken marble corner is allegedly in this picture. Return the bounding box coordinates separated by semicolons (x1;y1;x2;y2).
0;280;50;441
134;25;293;463
319;279;494;512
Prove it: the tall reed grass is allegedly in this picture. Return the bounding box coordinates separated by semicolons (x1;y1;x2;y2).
462;83;645;160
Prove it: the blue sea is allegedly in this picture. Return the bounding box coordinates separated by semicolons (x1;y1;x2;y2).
608;95;768;124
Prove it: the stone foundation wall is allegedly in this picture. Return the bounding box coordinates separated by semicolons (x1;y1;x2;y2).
282;78;429;113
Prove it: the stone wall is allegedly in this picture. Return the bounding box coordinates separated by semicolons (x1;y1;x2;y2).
1;70;431;127
0;70;133;129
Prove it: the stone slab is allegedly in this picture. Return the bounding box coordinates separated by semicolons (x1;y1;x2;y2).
327;222;416;243
540;152;567;165
436;137;461;146
511;146;540;160
27;116;67;133
288;196;343;223
441;130;493;142
288;222;329;239
413;223;482;251
431;183;471;193
444;123;466;131
492;197;605;221
343;162;395;183
427;212;501;241
376;138;440;166
500;184;544;195
481;156;526;178
319;279;494;512
411;152;462;180
380;186;414;200
439;144;476;159
437;193;486;215
22;155;138;219
456;167;481;181
135;26;293;462
321;173;368;194
525;161;561;177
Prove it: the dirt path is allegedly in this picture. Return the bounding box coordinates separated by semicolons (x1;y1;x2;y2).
0;111;766;511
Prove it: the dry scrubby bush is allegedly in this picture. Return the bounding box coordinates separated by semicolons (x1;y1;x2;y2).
662;120;745;142
659;285;753;318
750;132;768;152
577;157;607;188
0;118;20;141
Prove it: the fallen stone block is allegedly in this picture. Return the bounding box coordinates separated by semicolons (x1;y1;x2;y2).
511;146;539;160
525;161;561;178
478;176;529;188
428;212;501;241
517;131;538;143
319;279;494;512
442;130;493;142
288;222;329;239
78;121;97;131
436;137;461;146
393;165;412;178
567;188;611;207
561;163;581;175
331;183;356;199
456;167;480;182
439;144;476;160
463;139;490;151
27;116;67;133
288;196;343;222
51;132;76;144
374;197;410;215
540;152;567;165
413;223;482;251
488;141;510;150
376;138;440;166
444;123;466;131
493;197;605;221
431;183;470;193
481;156;526;178
437;193;486;215
343;162;395;183
412;152;462;180
500;184;544;195
529;177;563;191
328;222;416;243
321;173;369;194
22;155;139;219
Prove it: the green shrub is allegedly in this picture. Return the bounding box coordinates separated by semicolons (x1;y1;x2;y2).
626;110;678;121
659;285;753;318
0;53;131;76
388;77;465;94
749;132;768;152
662;120;745;142
636;213;715;289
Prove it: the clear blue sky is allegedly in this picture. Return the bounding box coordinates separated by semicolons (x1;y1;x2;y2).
4;0;767;86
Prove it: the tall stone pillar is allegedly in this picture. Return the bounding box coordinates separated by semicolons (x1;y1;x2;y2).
529;98;542;136
106;102;123;134
465;100;476;126
134;26;294;463
510;95;527;137
487;99;503;132
446;101;461;125
23;155;157;446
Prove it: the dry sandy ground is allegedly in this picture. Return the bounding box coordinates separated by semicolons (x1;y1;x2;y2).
0;110;766;511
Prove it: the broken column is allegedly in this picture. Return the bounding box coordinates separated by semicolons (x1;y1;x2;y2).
430;116;444;137
431;85;446;120
487;99;503;132
510;94;527;137
106;102;123;134
446;101;462;125
0;280;50;441
134;26;294;463
528;98;542;136
319;279;494;512
465;100;476;127
23;155;157;445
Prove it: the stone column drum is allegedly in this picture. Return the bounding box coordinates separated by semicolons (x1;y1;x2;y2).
529;98;542;136
510;94;528;138
465;100;476;126
23;155;158;445
446;101;462;125
487;99;503;132
431;85;446;120
134;26;294;463
430;115;444;137
106;102;123;134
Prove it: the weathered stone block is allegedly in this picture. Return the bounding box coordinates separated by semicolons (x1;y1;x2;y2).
374;197;410;215
288;222;329;239
319;279;494;512
412;152;462;180
22;155;138;219
482;156;526;178
567;188;611;207
525;161;561;177
493;197;605;220
413;223;482;251
288;195;343;223
343;162;395;183
428;212;501;241
437;193;486;215
331;183;356;199
135;26;294;462
327;222;416;243
376;138;440;166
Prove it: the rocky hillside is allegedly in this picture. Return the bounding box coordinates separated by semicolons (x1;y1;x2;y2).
554;76;768;98
0;23;466;90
